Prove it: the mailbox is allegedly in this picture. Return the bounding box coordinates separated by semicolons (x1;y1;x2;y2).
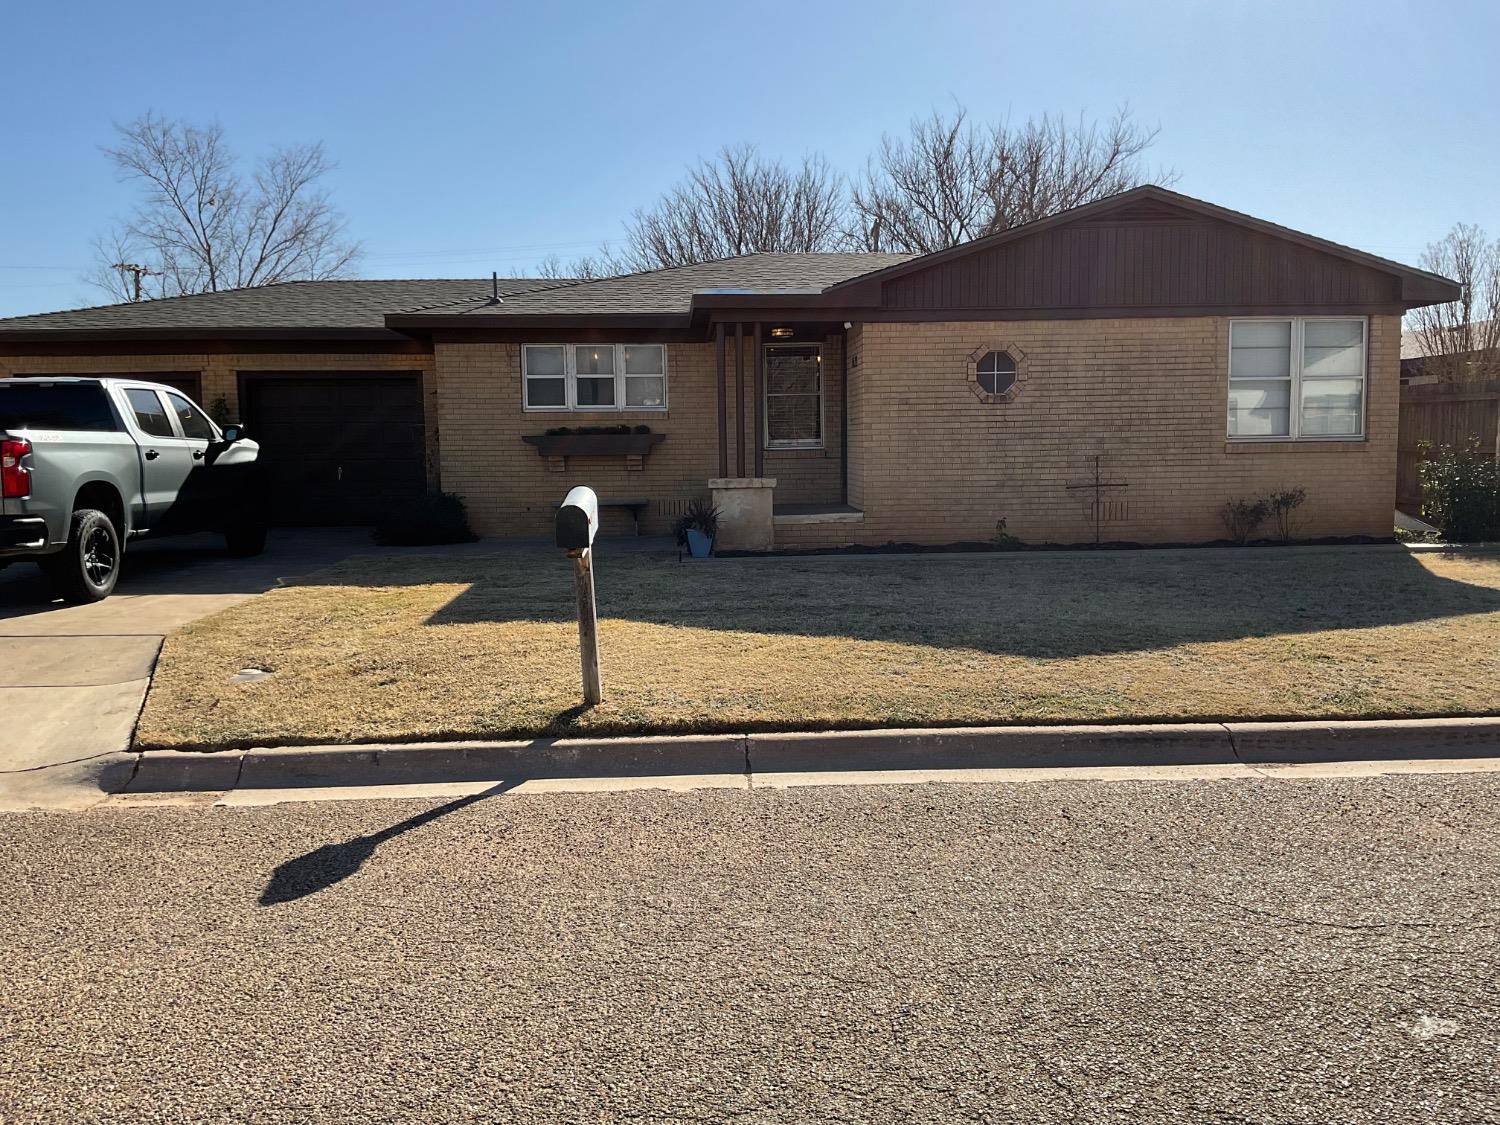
556;486;600;551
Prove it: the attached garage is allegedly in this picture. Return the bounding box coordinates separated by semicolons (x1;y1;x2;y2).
239;372;427;526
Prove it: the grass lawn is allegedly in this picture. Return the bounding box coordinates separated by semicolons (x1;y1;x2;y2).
136;545;1500;750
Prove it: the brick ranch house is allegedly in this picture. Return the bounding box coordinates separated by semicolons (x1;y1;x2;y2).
0;186;1460;549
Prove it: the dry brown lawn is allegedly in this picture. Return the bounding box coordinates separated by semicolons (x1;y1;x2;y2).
136;545;1500;750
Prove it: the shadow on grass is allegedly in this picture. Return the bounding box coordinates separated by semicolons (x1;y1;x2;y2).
374;547;1500;658
259;779;518;906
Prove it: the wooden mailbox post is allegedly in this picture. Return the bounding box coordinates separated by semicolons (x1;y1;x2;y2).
556;486;603;705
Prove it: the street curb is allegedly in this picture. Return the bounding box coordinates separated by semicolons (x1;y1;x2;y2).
123;716;1500;793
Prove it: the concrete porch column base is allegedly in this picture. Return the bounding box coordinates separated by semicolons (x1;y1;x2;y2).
709;477;777;552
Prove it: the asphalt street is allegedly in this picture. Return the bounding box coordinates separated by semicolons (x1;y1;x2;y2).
2;773;1497;1123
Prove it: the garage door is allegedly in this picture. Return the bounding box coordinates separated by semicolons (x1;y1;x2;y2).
241;374;426;526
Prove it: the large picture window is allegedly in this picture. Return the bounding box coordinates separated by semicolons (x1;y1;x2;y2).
1228;318;1366;440
764;344;823;448
523;344;668;411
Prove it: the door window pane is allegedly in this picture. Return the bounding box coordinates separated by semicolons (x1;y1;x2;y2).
165;392;216;441
766;346;822;445
1227;379;1291;437
1300;377;1363;436
125;388;175;437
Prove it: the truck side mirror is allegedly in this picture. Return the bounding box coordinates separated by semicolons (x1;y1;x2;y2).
220;425;243;443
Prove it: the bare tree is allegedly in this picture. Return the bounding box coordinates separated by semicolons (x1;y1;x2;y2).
535;248;624;281
1407;224;1500;383
851;106;1176;253
622;145;847;269
90;113;361;301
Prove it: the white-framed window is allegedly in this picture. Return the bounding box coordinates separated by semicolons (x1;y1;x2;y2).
522;344;669;411
1228;318;1366;440
764;343;823;448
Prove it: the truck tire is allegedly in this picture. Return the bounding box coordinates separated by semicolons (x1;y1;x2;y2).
225;519;267;558
41;509;121;603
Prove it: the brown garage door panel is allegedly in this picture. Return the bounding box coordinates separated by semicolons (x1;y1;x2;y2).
242;374;426;526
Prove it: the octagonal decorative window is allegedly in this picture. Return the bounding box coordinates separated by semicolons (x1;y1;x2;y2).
976;350;1017;394
966;344;1027;403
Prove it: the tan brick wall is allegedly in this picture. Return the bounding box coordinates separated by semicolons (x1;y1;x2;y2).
0;351;440;488
435;334;845;537
793;314;1400;548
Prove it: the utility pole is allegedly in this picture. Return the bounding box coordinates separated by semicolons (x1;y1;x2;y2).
111;262;158;302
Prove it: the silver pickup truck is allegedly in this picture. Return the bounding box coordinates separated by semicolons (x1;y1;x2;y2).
0;377;266;602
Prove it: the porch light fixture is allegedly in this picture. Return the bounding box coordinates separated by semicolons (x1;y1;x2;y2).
770;327;794;339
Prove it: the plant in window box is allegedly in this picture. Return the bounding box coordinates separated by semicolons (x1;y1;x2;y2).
674;499;720;559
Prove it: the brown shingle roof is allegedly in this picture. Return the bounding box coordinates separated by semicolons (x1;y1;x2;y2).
392;254;917;319
0;278;563;335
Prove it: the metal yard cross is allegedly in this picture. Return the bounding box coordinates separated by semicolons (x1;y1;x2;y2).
1065;455;1130;545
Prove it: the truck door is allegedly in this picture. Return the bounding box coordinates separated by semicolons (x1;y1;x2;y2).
121;386;197;532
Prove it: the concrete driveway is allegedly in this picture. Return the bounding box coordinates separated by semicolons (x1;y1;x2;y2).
0;529;375;809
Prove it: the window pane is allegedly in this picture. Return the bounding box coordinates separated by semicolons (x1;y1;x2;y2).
1230;321;1292;378
576;376;615;407
0;383;119;432
624;345;663;375
625;375;666;408
1300;377;1363;436
165;392;215;441
1303;320;1363;377
977;350;1015;375
526;378;566;407
525;346;564;377
1227;379;1290;437
125;388;175;437
575;346;615;376
768;395;821;443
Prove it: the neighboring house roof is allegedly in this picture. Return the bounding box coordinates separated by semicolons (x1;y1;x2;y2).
392;253;916;319
1402;321;1497;360
0;278;564;339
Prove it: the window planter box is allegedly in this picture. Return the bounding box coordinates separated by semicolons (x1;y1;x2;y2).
522;432;666;472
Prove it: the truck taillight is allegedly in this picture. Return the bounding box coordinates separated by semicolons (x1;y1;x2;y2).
1;438;32;499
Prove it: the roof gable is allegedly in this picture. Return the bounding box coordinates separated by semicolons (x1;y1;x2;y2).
829;187;1459;312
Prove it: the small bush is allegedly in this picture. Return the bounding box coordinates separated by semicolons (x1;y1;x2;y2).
1420;439;1500;542
1220;497;1269;545
1265;487;1307;543
991;518;1023;550
372;493;479;546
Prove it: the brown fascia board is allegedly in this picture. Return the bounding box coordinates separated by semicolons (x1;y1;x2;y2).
821;185;1463;308
386;312;689;332
0;326;428;356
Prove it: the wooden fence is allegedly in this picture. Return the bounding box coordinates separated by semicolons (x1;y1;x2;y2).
1397;378;1500;514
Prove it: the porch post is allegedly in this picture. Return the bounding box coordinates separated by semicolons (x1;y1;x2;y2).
715;322;728;478
734;321;746;477
839;326;849;504
753;322;764;477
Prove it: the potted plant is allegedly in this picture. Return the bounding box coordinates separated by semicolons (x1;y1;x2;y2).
674;498;720;559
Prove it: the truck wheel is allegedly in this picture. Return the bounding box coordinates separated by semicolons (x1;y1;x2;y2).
225;520;267;558
41;509;121;603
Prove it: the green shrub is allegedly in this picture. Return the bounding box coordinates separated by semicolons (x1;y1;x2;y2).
1419;439;1500;542
372;493;479;546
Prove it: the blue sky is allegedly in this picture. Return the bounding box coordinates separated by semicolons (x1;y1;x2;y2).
1;0;1495;317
